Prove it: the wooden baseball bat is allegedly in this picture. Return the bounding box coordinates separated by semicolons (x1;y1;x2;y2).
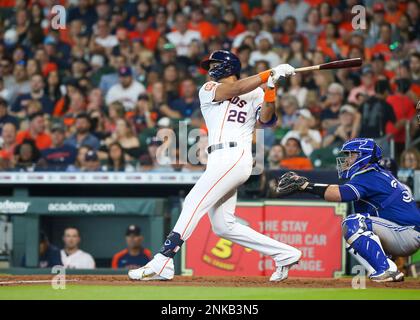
295;58;363;73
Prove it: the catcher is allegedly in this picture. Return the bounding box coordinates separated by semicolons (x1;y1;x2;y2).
276;138;420;282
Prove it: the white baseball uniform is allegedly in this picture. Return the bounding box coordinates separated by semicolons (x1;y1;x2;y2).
149;81;300;277
60;249;96;269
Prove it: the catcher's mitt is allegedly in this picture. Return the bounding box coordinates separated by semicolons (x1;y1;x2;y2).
275;171;308;196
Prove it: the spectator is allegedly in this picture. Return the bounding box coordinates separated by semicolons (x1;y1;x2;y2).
280;137;313;170
281;109;321;156
129;16;160;51
21;231;62;268
105;119;141;160
66;145;92;172
111;225;151;269
99;55;129;94
400;148;420;170
166;13;202;57
322;105;360;149
16;112;51;150
320;83;345;131
274;0;309;27
40;124;77;171
409;52;420;82
267;144;286;169
300;7;323;49
0;98;18;135
232;18;273;49
103;142;135;172
61;227;95;269
348;65;376;105
105;67;146;112
386;78;416;153
84;150;102;172
13;139;41;172
9;61;31;103
65;113;100;150
278;94;299;130
167;79;199;119
92;18;119;51
0;122;17;162
286;73;307;108
249;34;282;68
129;94;156;133
359;79;398;140
12;74;54;116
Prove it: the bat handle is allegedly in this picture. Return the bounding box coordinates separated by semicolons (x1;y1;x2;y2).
294;65;321;73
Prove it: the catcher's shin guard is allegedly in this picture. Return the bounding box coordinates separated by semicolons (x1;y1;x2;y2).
342;214;398;277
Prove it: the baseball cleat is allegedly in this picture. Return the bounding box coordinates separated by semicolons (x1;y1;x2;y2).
269;265;291;282
128;266;169;281
128;254;175;281
369;270;404;283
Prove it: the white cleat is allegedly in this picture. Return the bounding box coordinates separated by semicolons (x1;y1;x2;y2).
269;265;291;282
128;254;175;281
128;266;168;281
270;249;302;282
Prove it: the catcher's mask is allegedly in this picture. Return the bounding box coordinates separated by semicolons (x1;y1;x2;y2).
336;138;382;179
336;151;359;179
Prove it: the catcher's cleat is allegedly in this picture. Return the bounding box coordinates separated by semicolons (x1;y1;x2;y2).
369;270;404;283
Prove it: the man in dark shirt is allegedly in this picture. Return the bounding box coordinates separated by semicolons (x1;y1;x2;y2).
112;225;151;269
169;79;200;118
359;79;397;138
0;98;18;135
12;74;54;115
65;113;100;150
41;123;77;171
21;231;62;268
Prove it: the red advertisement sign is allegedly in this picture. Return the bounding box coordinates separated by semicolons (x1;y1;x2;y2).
183;201;346;278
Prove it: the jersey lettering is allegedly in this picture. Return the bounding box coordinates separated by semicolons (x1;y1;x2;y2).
227;110;247;123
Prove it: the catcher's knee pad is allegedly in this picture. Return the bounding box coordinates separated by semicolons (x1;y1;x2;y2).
159;231;184;258
341;213;372;245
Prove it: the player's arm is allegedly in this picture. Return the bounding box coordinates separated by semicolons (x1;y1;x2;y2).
213;64;295;102
258;76;277;124
275;172;362;202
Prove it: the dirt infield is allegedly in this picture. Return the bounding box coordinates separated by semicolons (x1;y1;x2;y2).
1;275;419;289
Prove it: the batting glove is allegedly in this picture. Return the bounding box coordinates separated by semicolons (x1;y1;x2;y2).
271;64;295;83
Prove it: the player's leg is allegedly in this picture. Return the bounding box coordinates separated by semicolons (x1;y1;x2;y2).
341;213;404;282
129;149;251;280
369;216;420;257
208;189;302;281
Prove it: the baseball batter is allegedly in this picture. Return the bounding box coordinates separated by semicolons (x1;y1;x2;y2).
129;50;302;282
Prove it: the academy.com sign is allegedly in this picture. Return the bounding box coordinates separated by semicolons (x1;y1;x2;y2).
0;200;31;214
48;202;116;213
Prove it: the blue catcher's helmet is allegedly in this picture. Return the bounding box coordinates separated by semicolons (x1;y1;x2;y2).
336;138;383;179
200;50;241;81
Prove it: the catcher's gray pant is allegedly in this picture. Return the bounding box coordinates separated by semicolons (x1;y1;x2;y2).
369;216;420;257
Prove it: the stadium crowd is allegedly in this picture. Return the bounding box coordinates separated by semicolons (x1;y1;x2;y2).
0;0;419;173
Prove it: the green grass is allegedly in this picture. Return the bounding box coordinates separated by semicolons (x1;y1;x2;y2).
0;285;419;300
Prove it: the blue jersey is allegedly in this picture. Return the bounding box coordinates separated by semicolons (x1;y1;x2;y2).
339;166;420;229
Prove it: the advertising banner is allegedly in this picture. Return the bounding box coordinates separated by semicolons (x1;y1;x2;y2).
183;201;346;278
